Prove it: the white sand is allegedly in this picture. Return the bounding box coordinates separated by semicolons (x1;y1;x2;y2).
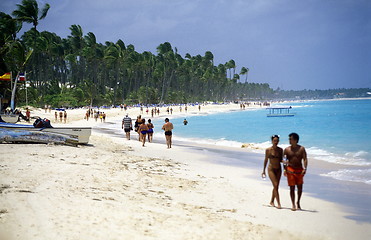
1;104;370;240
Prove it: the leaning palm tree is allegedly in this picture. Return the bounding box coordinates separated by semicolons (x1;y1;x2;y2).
12;0;50;31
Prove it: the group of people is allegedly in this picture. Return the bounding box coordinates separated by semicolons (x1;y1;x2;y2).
84;109;106;122
262;133;308;211
121;111;307;210
136;105;193;117
44;105;52;113
122;115;174;148
54;110;67;123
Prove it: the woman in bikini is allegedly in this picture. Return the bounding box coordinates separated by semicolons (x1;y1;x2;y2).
147;119;154;142
262;135;283;209
138;118;149;147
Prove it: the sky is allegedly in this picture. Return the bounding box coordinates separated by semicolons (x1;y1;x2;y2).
1;0;370;90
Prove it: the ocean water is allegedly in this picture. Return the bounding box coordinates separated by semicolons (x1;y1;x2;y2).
154;99;371;185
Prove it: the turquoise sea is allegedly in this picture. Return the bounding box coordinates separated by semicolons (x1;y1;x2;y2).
154;99;371;185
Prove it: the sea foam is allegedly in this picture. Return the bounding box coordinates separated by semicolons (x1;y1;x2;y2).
321;169;371;185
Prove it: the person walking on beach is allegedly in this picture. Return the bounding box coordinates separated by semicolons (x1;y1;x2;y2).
147;119;154;142
138;119;149;147
284;133;308;211
262;135;283;209
162;118;173;149
99;112;103;122
25;108;31;122
64;111;67;123
135;115;142;141
122;114;132;140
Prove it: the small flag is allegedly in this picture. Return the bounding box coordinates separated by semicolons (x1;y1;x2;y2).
19;73;26;81
0;72;11;81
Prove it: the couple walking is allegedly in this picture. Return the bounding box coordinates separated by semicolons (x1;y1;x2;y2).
262;133;308;211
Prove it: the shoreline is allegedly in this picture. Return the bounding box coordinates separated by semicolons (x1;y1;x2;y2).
94;123;371;223
1;102;371;239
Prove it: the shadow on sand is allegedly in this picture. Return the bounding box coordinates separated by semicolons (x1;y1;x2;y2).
263;204;318;213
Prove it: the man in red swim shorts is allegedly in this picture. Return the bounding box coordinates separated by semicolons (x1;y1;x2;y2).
284;133;308;211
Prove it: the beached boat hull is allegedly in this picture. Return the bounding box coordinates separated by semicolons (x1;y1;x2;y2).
0;123;91;144
41;127;91;144
0;128;78;146
0;114;19;123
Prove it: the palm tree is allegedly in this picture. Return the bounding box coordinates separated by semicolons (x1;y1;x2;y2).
12;0;50;31
0;12;22;73
157;42;175;103
240;67;249;83
225;59;236;80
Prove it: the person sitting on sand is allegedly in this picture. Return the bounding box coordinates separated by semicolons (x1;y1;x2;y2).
262;135;283;209
147;119;154;142
138;119;149;147
162;118;174;149
284;133;308;211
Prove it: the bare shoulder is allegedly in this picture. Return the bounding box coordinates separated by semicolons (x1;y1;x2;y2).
299;145;305;150
300;145;307;152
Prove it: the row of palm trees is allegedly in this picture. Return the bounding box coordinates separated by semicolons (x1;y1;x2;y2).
1;0;274;107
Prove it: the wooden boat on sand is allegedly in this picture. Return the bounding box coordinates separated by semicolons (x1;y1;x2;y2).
0;114;19;123
0;122;91;145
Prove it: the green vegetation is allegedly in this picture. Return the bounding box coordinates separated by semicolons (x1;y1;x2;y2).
1;1;369;108
274;88;371;100
0;0;274;108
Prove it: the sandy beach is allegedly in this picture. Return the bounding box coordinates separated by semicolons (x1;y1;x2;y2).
1;103;371;240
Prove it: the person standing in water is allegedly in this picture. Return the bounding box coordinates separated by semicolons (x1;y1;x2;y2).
162;118;173;149
284;133;308;211
262;135;283;209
